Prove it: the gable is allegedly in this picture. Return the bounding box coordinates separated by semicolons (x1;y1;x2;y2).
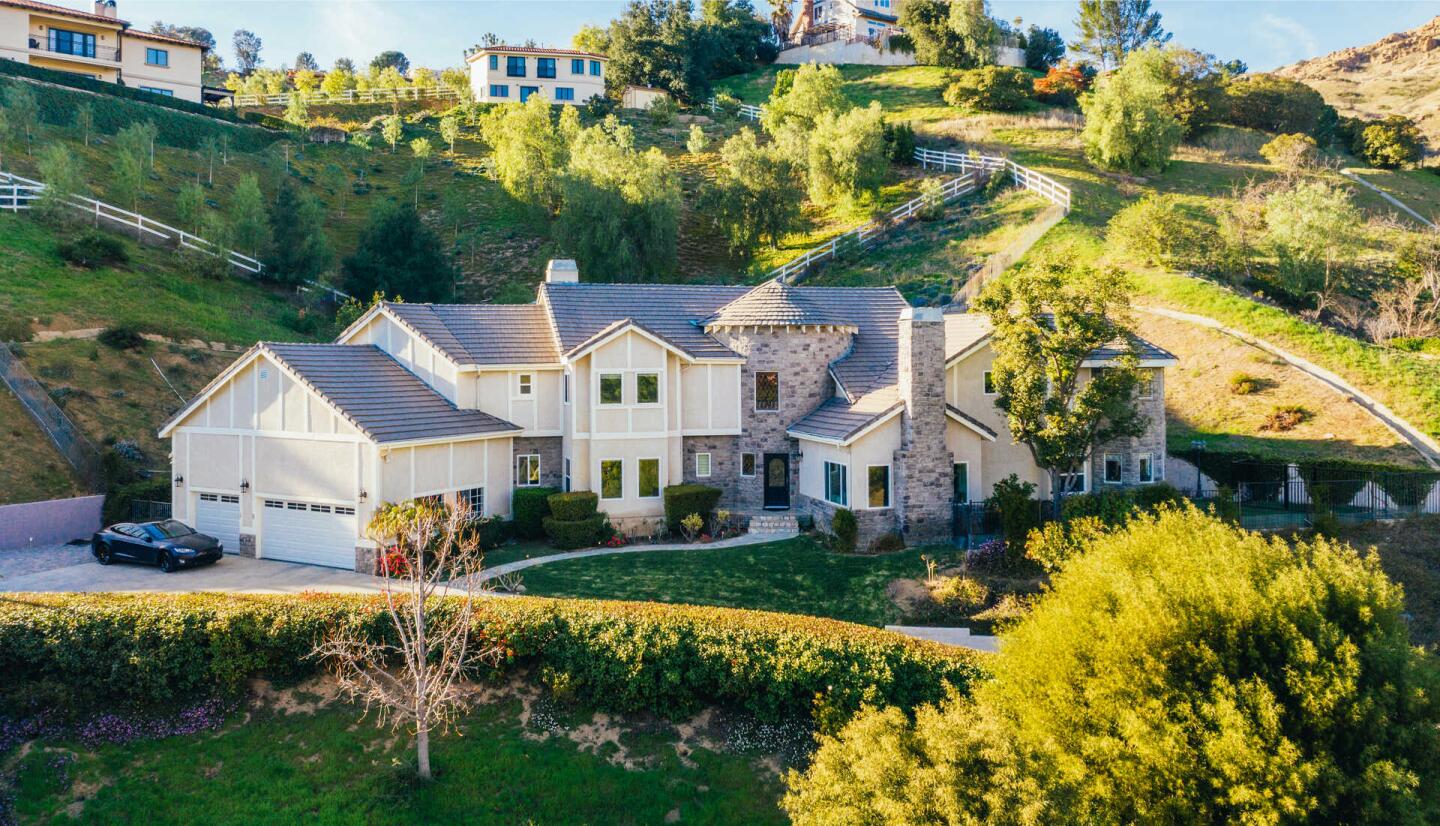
161;350;363;440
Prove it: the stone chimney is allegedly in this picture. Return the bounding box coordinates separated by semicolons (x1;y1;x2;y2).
894;306;950;543
545;259;579;284
94;0;117;19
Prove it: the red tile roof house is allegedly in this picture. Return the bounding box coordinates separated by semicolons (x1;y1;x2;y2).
160;261;1176;570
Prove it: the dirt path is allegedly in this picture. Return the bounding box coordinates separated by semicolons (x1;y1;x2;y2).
30;328;244;353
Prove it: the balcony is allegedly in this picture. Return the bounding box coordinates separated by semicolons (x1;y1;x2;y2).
28;36;119;63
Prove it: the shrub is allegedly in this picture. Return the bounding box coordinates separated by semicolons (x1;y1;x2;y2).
1223;74;1331;136
662;484;722;533
0;594;983;723
547;491;598;521
988;474;1038;557
1261;404;1310;432
0;315;33;343
831;508;858;553
1105;194;1205;269
542;513;609;550
101;477;169;525
942;66;1032;112
712;93;742;119
784;507;1440;823
56;231;128;269
97;325;145;351
1229;371;1261;394
1024;515;1108;573
882;120;916;164
867;532;906;553
1032;63;1089;106
915;177;946;221
928;575;989;616
511;486;559;539
1259;133;1320;169
647;95;678;127
584;94;618;119
679;512;705;543
1354;115;1425;169
471;516;508;551
1080;48;1183;173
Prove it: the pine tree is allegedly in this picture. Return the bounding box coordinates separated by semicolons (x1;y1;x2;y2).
342;201;456;302
1072;0;1170;69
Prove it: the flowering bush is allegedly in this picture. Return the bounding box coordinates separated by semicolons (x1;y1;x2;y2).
375;546;410;577
680;512;705;543
604;533;627;548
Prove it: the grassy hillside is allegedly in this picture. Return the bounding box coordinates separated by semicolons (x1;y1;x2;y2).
0;388;84;505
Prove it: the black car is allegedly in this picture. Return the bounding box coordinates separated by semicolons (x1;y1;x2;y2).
92;520;224;572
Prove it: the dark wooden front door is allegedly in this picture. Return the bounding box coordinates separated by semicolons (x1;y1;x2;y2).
763;453;790;510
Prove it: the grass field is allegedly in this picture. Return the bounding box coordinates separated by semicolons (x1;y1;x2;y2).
10;679;791;825
515;536;949;627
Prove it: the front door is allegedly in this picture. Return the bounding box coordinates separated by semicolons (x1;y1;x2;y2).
763;453;790;510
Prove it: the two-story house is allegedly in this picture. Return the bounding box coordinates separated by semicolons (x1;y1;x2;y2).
160;261;1176;571
0;0;205;101
464;44;606;105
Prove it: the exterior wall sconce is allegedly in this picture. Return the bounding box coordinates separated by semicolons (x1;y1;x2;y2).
174;476;184;487
240;480;250;493
359;490;368;502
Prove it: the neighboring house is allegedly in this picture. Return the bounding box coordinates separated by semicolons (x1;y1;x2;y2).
464;44;605;105
779;0;1024;67
0;0;206;101
161;260;1176;570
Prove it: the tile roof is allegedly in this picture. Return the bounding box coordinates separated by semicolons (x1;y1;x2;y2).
943;312;1177;365
264;343;520;444
383;303;560;366
125;28;205;47
946;404;998;440
821;288;909;397
541;283;749;361
0;0;124;25
705;279;843;328
787;388;902;444
466;45;607;60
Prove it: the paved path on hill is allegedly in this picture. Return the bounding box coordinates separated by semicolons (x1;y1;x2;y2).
1340;169;1436;229
1137;305;1440;469
477;530;799;582
885;625;1000;653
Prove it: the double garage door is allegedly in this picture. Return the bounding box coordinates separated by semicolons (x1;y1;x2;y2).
260;499;357;569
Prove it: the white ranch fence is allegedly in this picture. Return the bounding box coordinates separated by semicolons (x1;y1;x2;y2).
707;97;763;122
0;171;347;300
772;172;976;284
914;147;1071;212
225;85;465;109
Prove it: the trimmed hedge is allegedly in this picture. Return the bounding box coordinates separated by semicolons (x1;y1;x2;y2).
0;594;984;722
663;484;723;532
512;486;559;539
548;491;598;521
542;513;609;550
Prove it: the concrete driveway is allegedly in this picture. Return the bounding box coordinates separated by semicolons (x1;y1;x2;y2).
0;552;389;594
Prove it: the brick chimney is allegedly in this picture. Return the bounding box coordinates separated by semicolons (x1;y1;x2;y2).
94;0;117;19
894;306;950;543
545;259;579;284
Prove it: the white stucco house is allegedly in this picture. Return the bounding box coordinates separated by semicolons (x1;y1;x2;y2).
161;261;1175;571
464;44;606;105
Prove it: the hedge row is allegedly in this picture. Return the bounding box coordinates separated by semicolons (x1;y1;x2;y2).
0;594;984;722
0;72;280;152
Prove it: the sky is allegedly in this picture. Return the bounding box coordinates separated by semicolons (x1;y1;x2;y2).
103;0;1440;74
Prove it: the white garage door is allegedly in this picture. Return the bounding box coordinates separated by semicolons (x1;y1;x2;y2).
260;499;357;569
195;493;241;554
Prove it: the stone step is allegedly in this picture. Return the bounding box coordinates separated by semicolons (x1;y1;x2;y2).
748;514;799;534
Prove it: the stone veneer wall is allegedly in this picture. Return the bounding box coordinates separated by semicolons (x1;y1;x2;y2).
513;436;564;490
1088;369;1168;490
894;308;952;544
682;435;740;507
708;326;853;514
799;494;899;551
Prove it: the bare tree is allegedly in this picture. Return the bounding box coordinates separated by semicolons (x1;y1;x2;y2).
314;500;502;780
1370;270;1440;341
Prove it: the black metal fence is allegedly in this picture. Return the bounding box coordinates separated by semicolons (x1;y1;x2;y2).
129;500;173;522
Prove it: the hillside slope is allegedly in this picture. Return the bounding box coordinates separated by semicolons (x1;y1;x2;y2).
1275;16;1440;154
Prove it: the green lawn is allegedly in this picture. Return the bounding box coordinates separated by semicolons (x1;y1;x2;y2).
12;689;789;824
515;536;950;627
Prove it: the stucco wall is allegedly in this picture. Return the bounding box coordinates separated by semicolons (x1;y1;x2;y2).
118;34;203;102
468;52;606;105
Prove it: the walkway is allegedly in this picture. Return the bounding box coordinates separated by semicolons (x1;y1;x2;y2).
478;529;798;582
1136;305;1440;469
1340;169;1436;230
885;624;999;653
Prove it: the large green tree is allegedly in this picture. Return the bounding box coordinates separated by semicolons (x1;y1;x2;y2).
807;102;888;206
1263;181;1364;314
1071;0;1170;69
479;95;570;214
703;127;803;256
974;255;1146;512
342;201;456;303
784;506;1440;823
1080;47;1183;173
898;0;997;68
264;182;333;286
1223;74;1331;136
601;0;773;101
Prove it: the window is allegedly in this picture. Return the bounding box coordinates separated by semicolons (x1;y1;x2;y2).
415;494;443;508
754;371;779;411
506;55;526;77
868;466;890;509
1139;370;1156;399
489;84;509;98
516;454;541;487
953;462;969;503
564;458;572;492
517;373;533;396
555;87;574;101
600;459;623;499
639;458;660;498
139;87;174;97
589;60;602;76
571;58;585;74
537;57;556;78
488;54;498;70
459;487;485;517
1104;454;1123;484
741;453;756;477
599;373;623;405
983;371;996;395
1138;453;1156;483
145;47;168;66
824;462;848;506
695;453;712;478
49;29;95;58
519;86;540;102
636;372;659;404
1057;469;1087;495
563;372;570;403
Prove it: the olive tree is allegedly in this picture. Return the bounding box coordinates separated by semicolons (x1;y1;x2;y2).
1080;47;1183;173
